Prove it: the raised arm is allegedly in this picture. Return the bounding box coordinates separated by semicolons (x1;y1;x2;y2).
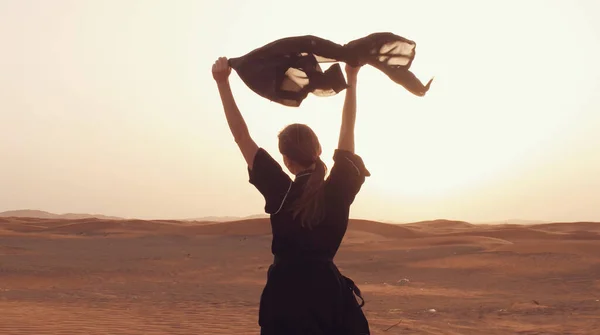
337;64;361;153
212;57;259;168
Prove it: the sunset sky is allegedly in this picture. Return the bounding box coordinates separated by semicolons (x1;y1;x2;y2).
1;0;599;223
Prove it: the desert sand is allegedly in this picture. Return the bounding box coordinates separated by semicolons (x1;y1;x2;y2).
1;216;599;334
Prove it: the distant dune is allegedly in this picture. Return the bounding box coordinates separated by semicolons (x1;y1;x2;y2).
0;210;271;223
4;210;582;228
2;215;597;242
531;221;600;233
0;217;427;238
348;219;426;239
0;209;124;220
476;219;550;225
404;219;474;229
186;218;272;235
184;213;269;222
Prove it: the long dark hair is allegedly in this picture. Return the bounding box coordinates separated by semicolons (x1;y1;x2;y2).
278;123;327;228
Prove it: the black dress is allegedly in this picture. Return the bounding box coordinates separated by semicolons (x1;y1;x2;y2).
248;148;371;335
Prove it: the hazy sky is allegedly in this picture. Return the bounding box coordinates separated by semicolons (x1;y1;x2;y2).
1;0;599;223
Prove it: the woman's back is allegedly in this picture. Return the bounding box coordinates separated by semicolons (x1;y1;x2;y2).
248;148;370;261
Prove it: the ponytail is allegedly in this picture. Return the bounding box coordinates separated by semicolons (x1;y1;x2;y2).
291;157;327;228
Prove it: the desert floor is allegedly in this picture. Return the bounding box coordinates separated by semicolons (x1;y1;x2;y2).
1;217;599;334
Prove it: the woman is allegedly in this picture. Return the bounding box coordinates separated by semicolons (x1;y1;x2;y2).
212;57;371;335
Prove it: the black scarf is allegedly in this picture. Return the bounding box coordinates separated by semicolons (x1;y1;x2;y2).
228;32;433;107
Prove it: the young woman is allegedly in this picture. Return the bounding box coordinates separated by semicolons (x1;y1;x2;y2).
212;57;371;335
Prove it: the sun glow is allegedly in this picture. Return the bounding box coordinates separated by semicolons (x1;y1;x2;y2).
1;0;599;222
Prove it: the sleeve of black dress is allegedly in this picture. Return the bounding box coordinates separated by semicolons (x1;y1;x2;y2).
248;148;293;215
327;149;371;205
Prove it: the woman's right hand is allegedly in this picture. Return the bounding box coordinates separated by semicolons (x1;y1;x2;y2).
212;57;231;84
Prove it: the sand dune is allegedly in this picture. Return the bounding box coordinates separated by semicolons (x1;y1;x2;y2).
349;219;426;239
405;219;474;230
187;218;272;236
0;218;181;236
443;226;570;241
533;221;600;233
0;209;124;220
1;217;599;334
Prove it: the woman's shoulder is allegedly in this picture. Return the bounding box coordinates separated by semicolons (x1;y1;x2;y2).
332;150;370;176
325;150;370;205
